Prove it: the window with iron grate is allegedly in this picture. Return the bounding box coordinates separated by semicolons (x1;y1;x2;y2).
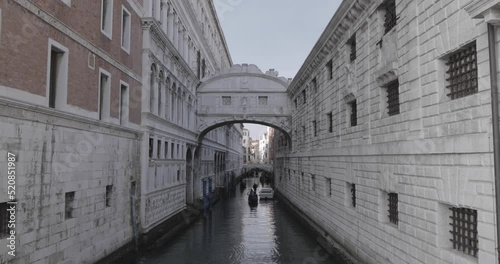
222;96;231;105
388;193;398;225
351;184;356;208
312;120;317;137
302;89;307;104
327;112;333;133
449;207;478;257
326;60;333;80
348;35;356;62
349;101;357;127
386;79;400;116
65;192;75;219
0;203;8;238
446;42;478;100
384;0;397;34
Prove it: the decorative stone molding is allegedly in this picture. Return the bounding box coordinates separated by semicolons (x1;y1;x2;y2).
343;92;356;103
465;0;500;21
375;61;399;86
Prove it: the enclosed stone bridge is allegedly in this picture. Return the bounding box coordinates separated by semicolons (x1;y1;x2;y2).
197;64;292;142
242;163;273;173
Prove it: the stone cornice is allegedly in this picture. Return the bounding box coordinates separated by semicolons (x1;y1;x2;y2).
288;0;371;96
207;0;233;66
465;0;500;18
126;0;144;16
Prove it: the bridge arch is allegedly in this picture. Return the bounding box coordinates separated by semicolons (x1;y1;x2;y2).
196;64;293;143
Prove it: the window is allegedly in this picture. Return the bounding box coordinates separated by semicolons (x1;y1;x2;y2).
121;7;131;52
326;178;331;197
258;96;268;105
294;98;297;108
327;112;333;132
177;170;180;181
312;121;317;137
65;192;75;219
171;143;175;159
383;0;397;34
149;138;153;158
47;40;68;109
311;78;318;94
120;82;128;125
311;175;316;191
302;89;306;104
164;142;168;159
386;79;400;116
449;207;478;257
222;96;231;105
326;60;333;80
202;59;206;78
348;35;356;62
105;185;113;207
446;42;478;100
351;184;356;207
197;51;201;78
157;140;161;159
388;193;398;225
101;0;113;38
349;100;357;127
302;126;306;140
99;70;111;120
0;203;8;238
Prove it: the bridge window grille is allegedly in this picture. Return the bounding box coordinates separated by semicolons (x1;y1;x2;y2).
384;0;397;34
348;35;356;62
222;96;231;105
258;96;268;106
326;60;333;80
0;203;8;238
386;79;400;116
351;184;356;208
449;207;478;257
327;112;333;132
349;101;357;127
446;42;478;100
388;193;398;225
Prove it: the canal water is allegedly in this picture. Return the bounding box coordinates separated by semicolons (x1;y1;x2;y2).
135;177;349;264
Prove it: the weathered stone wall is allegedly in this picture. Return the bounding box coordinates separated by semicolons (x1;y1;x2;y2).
276;0;496;264
0;100;141;264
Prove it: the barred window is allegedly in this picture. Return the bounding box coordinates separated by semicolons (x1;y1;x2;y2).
386;79;400;116
349;35;356;62
326;178;332;197
65;192;75;219
449;207;478;257
388;193;398;225
311;175;316;191
384;0;397;34
222;96;231;105
327;112;333;133
312;78;318;94
149;138;153;158
294;99;297;108
302;90;307;104
446;42;478;100
351;184;356;208
258;96;268;105
349;101;357;127
326;60;333;80
0;203;8;238
105;185;113;207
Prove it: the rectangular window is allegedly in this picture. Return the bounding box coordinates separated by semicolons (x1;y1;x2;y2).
101;0;113;38
149;138;153;158
302;89;306;104
0;203;8;238
202;59;206;78
383;0;397;34
165;141;169;159
121;6;131;52
294;98;297;108
327;112;333;133
350;100;357;127
351;184;356;208
65;192;75;219
386;79;400;116
311;78;317;94
258;96;268;105
446;42;477;100
449;207;478;257
388;193;398;225
157;140;161;159
348;35;356;62
99;70;111;121
120;83;128;125
311;175;316;192
312;121;317;137
47;40;68;109
326;60;333;80
105;185;113;207
302;126;306;140
222;96;231;105
171;143;175;159
177;170;180;181
197;51;201;78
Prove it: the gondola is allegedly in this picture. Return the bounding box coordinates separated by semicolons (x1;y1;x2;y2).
248;190;258;205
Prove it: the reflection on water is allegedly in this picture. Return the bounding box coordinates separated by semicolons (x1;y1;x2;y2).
137;177;347;264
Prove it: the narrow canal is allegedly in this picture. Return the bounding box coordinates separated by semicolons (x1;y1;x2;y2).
134;177;349;264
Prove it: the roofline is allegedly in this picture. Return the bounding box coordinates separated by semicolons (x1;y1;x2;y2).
208;0;233;66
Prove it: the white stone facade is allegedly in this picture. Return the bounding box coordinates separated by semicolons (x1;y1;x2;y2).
275;0;498;264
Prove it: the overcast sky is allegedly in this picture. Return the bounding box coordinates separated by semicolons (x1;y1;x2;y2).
214;0;342;139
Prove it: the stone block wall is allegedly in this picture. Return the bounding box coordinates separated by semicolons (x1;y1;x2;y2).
275;0;497;263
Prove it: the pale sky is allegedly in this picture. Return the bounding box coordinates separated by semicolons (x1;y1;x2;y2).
214;0;342;138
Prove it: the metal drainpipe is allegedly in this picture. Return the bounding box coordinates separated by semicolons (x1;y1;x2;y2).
487;22;500;262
